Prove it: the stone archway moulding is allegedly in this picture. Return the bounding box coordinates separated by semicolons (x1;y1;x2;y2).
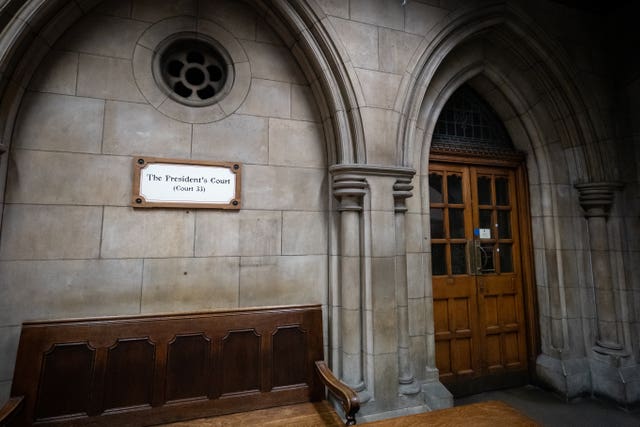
393;0;634;404
0;0;375;406
0;0;367;167
396;0;614;184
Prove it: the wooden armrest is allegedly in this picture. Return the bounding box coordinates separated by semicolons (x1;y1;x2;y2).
0;396;24;426
315;361;360;426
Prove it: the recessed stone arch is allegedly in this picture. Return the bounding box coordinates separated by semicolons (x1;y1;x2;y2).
0;0;368;211
0;2;368;373
1;0;634;411
251;0;368;165
395;1;618;400
397;1;614;185
0;0;374;408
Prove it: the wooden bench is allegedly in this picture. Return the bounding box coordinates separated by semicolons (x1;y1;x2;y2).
0;305;359;426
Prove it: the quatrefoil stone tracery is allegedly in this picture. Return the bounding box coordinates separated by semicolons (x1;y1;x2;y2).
155;36;231;107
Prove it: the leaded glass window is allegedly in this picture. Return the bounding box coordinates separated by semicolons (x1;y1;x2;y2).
432;84;516;156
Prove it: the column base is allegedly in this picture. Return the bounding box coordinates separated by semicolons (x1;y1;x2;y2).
590;349;640;406
593;343;629;357
399;378;421;395
535;354;591;399
536;352;640;406
357;389;373;404
346;380;372;404
358;392;430;423
356;402;429;424
421;379;453;410
350;379;451;422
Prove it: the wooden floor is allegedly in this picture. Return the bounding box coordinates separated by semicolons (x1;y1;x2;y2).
158;400;539;426
365;400;540;426
158;401;346;426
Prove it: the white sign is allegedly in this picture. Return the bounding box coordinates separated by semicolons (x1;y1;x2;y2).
479;228;491;239
133;158;241;209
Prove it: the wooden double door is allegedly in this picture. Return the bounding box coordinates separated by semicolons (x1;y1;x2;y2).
429;161;530;396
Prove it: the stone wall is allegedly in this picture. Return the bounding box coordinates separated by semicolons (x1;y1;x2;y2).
0;0;639;413
628;72;640;366
0;0;329;402
610;2;640;364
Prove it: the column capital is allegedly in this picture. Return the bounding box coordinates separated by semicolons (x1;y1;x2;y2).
330;163;415;212
575;182;624;218
393;177;414;213
329;163;415;179
333;174;367;211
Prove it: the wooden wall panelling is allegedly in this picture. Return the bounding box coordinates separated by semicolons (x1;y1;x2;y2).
220;329;261;396
165;334;211;403
152;339;168;408
5;305;337;426
88;347;108;417
272;326;307;389
103;338;156;411
35;343;94;420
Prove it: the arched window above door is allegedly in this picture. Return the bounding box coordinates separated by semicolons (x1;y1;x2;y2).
432;84;520;159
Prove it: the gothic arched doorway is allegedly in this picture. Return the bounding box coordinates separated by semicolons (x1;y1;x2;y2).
429;85;536;396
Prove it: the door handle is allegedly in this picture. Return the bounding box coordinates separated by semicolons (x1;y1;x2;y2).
467;240;481;275
478;278;485;293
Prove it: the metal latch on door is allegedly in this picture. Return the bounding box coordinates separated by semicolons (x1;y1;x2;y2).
467;238;490;276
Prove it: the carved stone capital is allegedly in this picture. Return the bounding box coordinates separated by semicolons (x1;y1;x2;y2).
330;163;416;212
575;182;624;218
393;177;414;213
332;174;367;212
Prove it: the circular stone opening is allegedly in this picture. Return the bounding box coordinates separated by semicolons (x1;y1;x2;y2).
185;67;205;86
154;35;232;106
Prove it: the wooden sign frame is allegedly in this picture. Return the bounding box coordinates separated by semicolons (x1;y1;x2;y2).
132;157;241;209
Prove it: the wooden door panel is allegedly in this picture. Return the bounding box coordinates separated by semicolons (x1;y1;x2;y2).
434;291;480;382
434;230;479;382
498;294;519;326
452;338;474;377
436;331;476;379
431;162;529;395
485;334;503;373
482;295;500;331
452;297;472;336
433;299;451;338
504;332;523;368
436;340;452;378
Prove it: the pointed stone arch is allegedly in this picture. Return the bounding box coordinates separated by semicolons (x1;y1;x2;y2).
251;0;367;165
0;0;368;205
397;1;614;184
0;0;375;408
393;1;625;401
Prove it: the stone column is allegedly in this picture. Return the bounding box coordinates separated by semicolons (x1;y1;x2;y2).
393;177;420;395
575;182;625;354
333;173;367;392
